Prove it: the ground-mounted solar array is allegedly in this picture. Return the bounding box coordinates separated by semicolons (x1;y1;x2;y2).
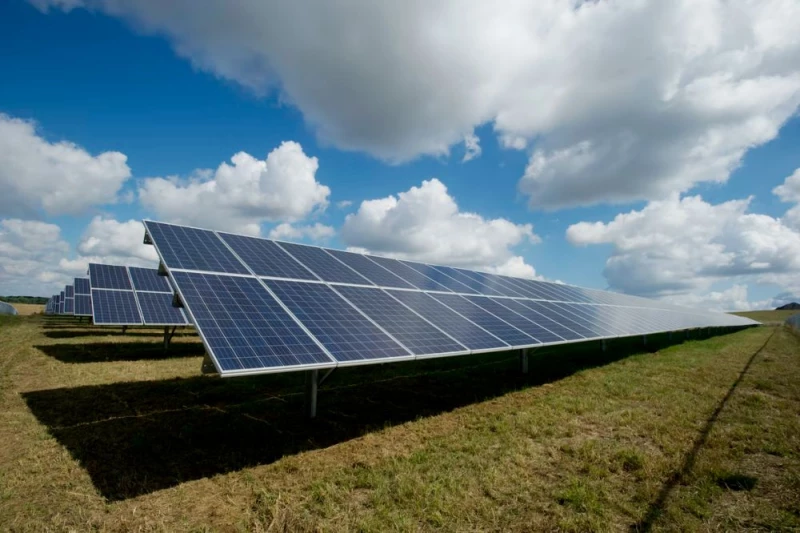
88;263;190;326
73;278;92;316
143;220;758;378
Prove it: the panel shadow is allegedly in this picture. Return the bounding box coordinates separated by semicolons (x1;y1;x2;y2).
35;341;206;363
23;339;660;501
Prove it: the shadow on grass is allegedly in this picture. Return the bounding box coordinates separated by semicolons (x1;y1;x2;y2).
35;341;206;363
22;332;709;502
630;328;775;532
43;329;196;339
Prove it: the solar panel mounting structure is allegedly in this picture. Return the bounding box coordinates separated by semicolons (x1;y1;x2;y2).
143;220;758;418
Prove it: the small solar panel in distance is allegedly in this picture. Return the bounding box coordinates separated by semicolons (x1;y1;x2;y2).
334;285;468;357
277;242;374;285
64;298;74;314
324;249;416;289
89;263;133;290
386;290;509;351
65;285;74;298
265;280;412;363
74;294;92;316
144;221;250;274
74;278;90;295
136;292;188;325
128;266;173;292
171;271;334;374
91;289;142;325
218;232;319;280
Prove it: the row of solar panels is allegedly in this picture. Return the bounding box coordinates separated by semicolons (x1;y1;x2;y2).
142;220;758;377
44;266;190;326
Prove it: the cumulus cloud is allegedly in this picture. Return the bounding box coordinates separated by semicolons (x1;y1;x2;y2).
268;222;335;242
73;216;158;268
566;194;800;310
138;141;330;235
0;114;131;217
462;132;481;163
0;219;73;295
342;178;539;274
32;1;800;207
661;285;772;312
336;200;353;209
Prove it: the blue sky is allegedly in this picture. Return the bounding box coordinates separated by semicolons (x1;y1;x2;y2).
1;0;800;310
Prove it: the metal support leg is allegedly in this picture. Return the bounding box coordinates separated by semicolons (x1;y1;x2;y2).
602;339;608;352
163;326;177;351
520;349;529;374
643;335;647;347
122;325;127;335
305;369;319;419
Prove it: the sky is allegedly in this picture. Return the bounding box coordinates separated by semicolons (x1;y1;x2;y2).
1;0;800;311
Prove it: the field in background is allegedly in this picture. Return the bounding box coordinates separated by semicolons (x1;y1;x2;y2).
733;309;798;323
0;315;797;531
8;303;44;315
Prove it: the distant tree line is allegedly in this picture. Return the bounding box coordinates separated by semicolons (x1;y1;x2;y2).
0;296;48;304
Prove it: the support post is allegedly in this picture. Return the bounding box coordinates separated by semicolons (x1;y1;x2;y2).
163;326;177;351
305;369;319;419
519;349;529;375
122;325;127;335
642;335;647;347
601;339;608;353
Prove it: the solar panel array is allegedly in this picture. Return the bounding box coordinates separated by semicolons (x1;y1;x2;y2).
73;278;92;316
144;220;758;378
88;263;190;326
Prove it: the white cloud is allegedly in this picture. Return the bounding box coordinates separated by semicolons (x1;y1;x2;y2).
336;200;353;209
566;194;800;309
0;114;131;217
341;178;538;274
773;168;800;202
0;219;72;295
661;285;771;312
33;1;800;206
74;216;158;267
462;132;481;163
138;141;330;235
268;222;335;242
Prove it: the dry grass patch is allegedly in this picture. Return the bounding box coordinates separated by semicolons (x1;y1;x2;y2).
0;315;797;531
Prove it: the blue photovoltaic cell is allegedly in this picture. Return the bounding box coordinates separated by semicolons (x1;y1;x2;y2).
430;293;538;347
265;280;411;362
171;271;333;372
518;300;605;338
324;249;415;289
128;266;173;293
430;266;507;297
334;286;467;356
550;303;620;336
362;255;453;292
74;294;92;316
277;242;373;285
74;278;90;295
65;285;74;298
400;261;479;294
145;221;249;274
136;292;189;325
89;263;133;290
464;296;562;344
451;268;528;298
386;290;509;351
91;289;142;325
218;233;318;280
495;298;584;341
64;298;74;314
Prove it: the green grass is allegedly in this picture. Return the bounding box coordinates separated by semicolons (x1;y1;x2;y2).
733;309;799;323
0;315;797;531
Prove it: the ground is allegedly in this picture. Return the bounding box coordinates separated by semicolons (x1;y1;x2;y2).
4;303;43;316
0;314;798;531
733;309;799;324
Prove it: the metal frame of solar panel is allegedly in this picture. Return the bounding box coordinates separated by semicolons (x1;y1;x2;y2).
143;220;758;396
88;263;190;328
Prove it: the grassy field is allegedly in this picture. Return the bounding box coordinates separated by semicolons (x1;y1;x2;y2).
7;303;44;315
733;309;799;324
0;315;797;531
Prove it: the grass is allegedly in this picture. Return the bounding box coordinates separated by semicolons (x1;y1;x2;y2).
733;309;799;323
0;315;798;531
7;303;44;316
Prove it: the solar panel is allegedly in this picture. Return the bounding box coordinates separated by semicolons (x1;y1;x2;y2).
265;280;412;363
362;255;454;292
65;285;74;298
463;296;564;344
386;290;509;351
74;278;90;295
517;300;607;338
333;285;468;357
429;265;508;297
136;291;189;325
91;289;143;325
64;298;74;314
218;232;318;280
493;298;584;341
74;294;92;316
144;221;249;274
89;263;132;290
128;266;173;292
429;293;538;347
400;261;480;294
276;242;374;285
450;268;529;298
171;271;334;373
324;249;416;289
